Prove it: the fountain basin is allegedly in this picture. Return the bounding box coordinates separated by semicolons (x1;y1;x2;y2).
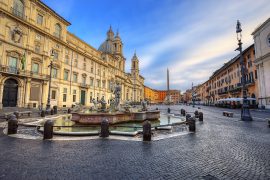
71;110;160;124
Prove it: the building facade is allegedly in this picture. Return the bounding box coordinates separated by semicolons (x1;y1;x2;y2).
0;0;144;109
190;44;258;105
144;86;181;104
253;17;270;109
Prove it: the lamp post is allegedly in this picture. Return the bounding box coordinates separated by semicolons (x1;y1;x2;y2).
235;20;252;121
46;49;55;111
192;82;195;108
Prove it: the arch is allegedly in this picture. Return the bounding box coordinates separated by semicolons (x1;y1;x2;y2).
2;78;18;107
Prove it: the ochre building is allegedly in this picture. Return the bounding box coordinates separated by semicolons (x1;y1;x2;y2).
0;0;144;109
144;86;181;104
195;44;258;105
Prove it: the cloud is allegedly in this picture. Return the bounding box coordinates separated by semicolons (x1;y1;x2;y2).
140;0;270;91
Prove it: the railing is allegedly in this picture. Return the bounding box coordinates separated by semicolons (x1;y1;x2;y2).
80;83;89;88
0;65;49;80
11;7;27;21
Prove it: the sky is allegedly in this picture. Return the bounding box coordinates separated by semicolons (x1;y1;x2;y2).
43;0;270;92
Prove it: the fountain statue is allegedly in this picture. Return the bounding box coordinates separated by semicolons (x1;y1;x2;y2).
91;98;98;111
113;82;121;110
141;99;148;111
71;82;160;125
99;96;107;112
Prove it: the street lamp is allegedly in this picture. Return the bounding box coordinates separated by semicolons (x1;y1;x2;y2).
235;20;252;121
192;82;195;108
46;49;55;111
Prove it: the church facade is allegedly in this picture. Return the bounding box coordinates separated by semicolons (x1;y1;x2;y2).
0;0;144;109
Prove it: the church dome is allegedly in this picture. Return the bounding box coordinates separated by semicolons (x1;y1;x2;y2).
98;26;115;54
98;39;115;53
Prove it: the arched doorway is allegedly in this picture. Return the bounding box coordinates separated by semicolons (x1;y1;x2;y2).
2;79;18;107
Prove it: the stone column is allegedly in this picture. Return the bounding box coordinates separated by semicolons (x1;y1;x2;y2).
0;81;3;109
41;81;48;110
24;78;31;108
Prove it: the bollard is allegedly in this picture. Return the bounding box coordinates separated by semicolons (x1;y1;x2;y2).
53;106;58;114
167;108;171;114
68;108;71;114
180;109;184;115
7;114;18;135
143;120;151;141
14;111;20;119
41;110;46;117
100;119;109;137
43;120;54;140
182;109;186;116
194;110;199;118
188;117;196;132
198;112;203;121
186;114;191;121
50;109;54;115
268;119;270;128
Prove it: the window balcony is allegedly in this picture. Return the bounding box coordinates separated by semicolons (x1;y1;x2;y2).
0;65;49;80
80;83;89;89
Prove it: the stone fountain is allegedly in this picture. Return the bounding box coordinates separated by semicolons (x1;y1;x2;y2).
71;83;160;125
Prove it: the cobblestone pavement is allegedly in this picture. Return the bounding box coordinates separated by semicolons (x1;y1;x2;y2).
0;105;269;180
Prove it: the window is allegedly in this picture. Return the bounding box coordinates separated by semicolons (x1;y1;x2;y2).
64;70;69;81
91;66;94;73
13;0;24;18
52;68;58;78
82;76;86;85
74;59;78;67
97;80;100;87
54;23;61;38
255;70;258;79
53;51;59;60
36;14;43;25
73;73;78;83
65;58;69;64
268;35;270;46
90;78;94;86
32;63;39;74
102;80;106;88
51;90;56;99
63;88;67;102
73;90;76;102
8;57;18;73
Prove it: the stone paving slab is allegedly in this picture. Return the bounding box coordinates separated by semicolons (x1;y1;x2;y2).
0;105;269;180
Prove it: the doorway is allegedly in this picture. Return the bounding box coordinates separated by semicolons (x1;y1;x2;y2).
2;79;18;107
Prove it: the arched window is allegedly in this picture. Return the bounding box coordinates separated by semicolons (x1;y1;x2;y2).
54;23;61;38
13;0;24;18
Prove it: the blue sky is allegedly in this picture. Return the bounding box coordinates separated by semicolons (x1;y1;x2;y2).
43;0;270;92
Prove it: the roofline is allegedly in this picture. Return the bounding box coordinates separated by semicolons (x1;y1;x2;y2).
38;0;71;26
210;44;254;79
252;17;270;35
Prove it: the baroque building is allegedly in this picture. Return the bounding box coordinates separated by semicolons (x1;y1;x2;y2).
0;0;144;109
192;44;258;106
252;17;270;109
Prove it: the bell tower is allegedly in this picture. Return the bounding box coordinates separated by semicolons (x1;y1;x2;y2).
131;51;139;78
113;30;123;55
